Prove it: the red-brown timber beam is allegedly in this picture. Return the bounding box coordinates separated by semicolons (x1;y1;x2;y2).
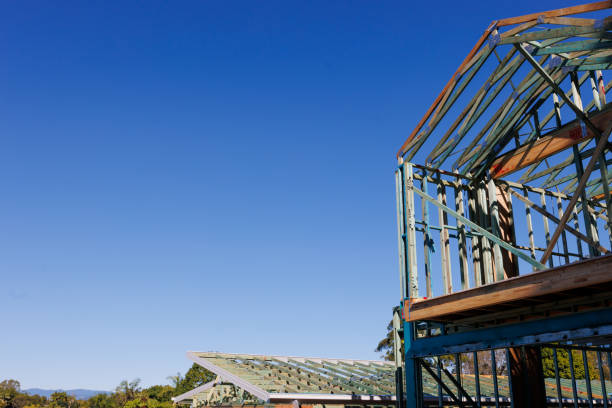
489;106;612;178
497;1;612;27
404;254;612;322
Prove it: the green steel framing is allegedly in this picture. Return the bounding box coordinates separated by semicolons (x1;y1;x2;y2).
394;2;612;407
179;352;398;406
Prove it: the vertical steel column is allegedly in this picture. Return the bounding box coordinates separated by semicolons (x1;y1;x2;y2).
488;179;505;280
582;350;593;408
469;186;483;286
597;70;607;107
421;175;433;298
403;321;422;408
455;181;469;290
437;173;452;294
524;187;537;269
540;192;554;268
573;206;585;259
607;352;612;407
473;352;482;408
396;161;407;299
491;350;500;408
569;350;579;408
552;92;562;128
505;348;514;408
478;181;493;283
393;309;404;408
597;351;608;408
553;347;563;408
403;163;419;298
436;357;443;407
590;71;602;111
399;162;421;408
454;353;462;402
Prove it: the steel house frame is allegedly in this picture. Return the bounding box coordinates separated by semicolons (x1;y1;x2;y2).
394;2;612;407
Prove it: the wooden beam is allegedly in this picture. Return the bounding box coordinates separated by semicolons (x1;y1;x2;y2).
542;16;597;26
497;1;612;27
508;347;547;407
404;255;612;322
490;106;612;178
593;190;612;200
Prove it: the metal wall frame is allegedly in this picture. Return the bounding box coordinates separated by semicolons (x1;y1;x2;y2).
394;4;612;404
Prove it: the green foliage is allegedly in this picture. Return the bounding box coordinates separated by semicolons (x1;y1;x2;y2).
0;381;20;393
541;348;599;380
142;386;172;404
49;392;78;408
375;319;395;361
0;362;214;408
12;393;47;408
1;380;50;408
114;379;141;406
174;364;214;396
85;394;114;408
123;398;171;408
0;380;21;408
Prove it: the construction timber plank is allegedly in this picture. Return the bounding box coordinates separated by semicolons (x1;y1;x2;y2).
496;1;612;27
489;106;612;178
404;254;612;322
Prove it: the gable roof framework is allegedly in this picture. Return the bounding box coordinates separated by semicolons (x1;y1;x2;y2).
397;1;612;203
173;352;397;406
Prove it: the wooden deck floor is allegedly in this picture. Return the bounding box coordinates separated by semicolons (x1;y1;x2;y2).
405;254;612;323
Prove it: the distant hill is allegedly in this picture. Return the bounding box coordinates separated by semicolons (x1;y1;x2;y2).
23;389;109;400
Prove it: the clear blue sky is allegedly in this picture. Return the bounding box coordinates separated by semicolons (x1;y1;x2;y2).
0;0;579;391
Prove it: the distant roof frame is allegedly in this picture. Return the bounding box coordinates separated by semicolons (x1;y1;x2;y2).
172;381;217;405
183;351;397;405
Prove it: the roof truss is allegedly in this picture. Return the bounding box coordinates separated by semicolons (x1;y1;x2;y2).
185;351;397;404
397;1;612;205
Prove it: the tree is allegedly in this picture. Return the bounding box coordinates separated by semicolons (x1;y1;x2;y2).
0;380;50;408
0;381;20;394
143;386;172;403
375;319;395;361
114;380;141;407
0;380;21;408
541;348;598;380
1;362;216;408
165;373;182;389
49;392;77;408
10;393;46;408
174;365;214;396
86;393;116;408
